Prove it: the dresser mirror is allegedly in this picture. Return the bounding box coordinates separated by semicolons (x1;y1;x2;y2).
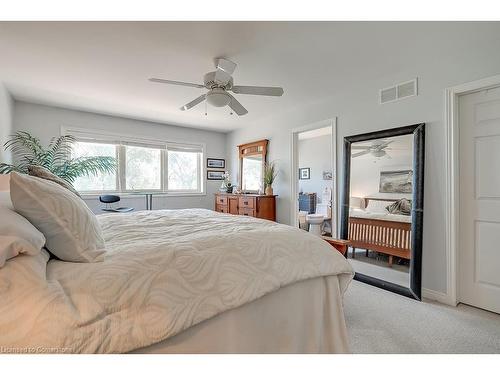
238;139;268;193
340;124;425;300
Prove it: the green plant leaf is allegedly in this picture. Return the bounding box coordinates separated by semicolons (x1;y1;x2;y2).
1;131;116;185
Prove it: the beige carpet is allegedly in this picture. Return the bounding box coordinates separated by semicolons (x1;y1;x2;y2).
343;280;500;353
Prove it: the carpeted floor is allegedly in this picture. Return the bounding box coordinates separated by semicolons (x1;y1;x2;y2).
343;280;500;353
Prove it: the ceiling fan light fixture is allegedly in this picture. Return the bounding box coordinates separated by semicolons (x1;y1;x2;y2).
372;150;386;157
206;88;231;107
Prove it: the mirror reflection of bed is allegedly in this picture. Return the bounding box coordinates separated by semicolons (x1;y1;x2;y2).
347;134;413;287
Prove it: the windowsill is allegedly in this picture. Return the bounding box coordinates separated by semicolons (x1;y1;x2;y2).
80;192;207;199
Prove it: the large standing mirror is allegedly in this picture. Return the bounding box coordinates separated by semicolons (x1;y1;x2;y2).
340;124;425;300
238;139;268;193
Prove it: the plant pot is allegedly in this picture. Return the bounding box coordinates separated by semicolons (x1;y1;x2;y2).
265;186;274;196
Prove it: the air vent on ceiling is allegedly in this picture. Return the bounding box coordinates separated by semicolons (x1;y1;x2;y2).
380;78;418;104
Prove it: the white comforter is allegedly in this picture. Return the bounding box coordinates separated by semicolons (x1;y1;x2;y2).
0;209;353;353
350;208;412;223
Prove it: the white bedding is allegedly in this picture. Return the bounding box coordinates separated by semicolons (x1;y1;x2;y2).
350;208;411;223
0;209;353;353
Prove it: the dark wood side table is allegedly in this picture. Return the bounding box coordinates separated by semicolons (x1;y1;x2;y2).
321;236;350;256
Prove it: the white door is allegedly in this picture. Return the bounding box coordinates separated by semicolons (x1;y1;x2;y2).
459;86;500;314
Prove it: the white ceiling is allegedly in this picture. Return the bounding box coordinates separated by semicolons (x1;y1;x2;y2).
1;22;499;132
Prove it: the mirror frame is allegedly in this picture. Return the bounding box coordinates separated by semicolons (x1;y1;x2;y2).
238;139;269;193
340;123;425;300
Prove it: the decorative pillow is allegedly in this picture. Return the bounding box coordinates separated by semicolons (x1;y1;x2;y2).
27;165;81;198
0;191;13;210
386;198;412;216
0;206;46;267
10;172;105;263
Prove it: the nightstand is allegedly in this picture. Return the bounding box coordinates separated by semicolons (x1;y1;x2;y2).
321;237;350;256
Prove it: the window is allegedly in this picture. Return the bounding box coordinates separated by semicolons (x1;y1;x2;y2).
167;144;202;192
73;141;118;192
124;145;162;191
67;129;204;195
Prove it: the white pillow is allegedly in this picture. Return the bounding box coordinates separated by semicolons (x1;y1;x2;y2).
365;199;390;213
0;191;13;210
0;206;46;267
10;172;105;263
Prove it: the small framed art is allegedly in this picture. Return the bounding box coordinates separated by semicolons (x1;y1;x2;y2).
207;158;225;169
299;168;310;180
207;170;225;180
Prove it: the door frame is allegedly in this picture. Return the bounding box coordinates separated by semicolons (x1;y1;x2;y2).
290;118;338;237
445;73;500;306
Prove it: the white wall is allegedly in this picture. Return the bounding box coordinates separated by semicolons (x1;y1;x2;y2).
13;101;227;212
298;135;332;202
226;27;500;295
0;84;13;163
350;151;413;201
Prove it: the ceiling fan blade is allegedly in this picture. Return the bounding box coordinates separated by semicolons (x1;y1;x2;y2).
377;140;394;149
351;145;371;150
352;150;371;158
149;78;205;89
180;94;206;111
231;85;284;96
214;58;237;85
227;93;248;116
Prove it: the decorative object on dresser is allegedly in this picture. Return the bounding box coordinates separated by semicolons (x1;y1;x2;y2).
207;158;225;169
238;139;268;193
263;161;278;196
299;167;310;180
207;170;225;180
214;193;277;221
219;172;233;193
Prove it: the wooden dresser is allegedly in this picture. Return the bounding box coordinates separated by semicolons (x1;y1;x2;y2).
214;193;277;221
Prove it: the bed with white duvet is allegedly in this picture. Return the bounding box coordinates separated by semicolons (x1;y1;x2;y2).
0;202;353;353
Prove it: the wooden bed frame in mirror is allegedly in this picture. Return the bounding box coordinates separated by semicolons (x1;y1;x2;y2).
340;123;425;300
349;197;412;267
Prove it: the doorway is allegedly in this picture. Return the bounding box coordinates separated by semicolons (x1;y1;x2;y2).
290;118;337;238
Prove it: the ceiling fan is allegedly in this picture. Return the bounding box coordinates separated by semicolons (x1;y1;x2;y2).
149;58;284;116
352;140;394;158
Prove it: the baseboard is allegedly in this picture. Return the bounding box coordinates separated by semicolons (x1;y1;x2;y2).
422;288;456;306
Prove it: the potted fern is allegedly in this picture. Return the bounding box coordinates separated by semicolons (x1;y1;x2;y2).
263;161;278;196
0;131;116;184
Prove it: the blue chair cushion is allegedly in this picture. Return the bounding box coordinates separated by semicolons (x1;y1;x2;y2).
99;195;120;204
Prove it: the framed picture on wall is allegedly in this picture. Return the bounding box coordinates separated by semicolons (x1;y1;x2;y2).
207;170;225;180
379;170;413;193
299;168;310;180
207;158;225;169
323;170;333;180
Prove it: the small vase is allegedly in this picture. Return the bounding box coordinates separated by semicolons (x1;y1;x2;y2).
265;186;274;196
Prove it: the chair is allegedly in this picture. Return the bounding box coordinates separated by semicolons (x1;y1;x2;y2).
99;195;134;213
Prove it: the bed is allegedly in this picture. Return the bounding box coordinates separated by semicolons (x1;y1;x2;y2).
348;197;412;266
0;208;354;354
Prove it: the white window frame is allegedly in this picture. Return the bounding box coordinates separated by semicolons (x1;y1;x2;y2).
62;126;206;197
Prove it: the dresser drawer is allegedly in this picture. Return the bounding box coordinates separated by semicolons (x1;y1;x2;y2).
239;207;255;217
238;197;255;209
215;204;228;213
216;196;228;206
